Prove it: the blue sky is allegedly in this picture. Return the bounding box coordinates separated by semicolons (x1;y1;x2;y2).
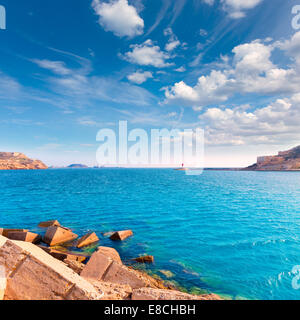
0;0;299;167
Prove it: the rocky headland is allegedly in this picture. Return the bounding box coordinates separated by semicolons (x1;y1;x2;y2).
0;222;221;300
245;145;300;171
0;152;48;170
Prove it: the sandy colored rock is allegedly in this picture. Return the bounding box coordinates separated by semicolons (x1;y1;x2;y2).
77;232;99;248
91;280;132;300
0;235;102;300
43;226;78;246
103;262;147;289
64;259;85;275
97;246;122;263
6;231;41;244
110;230;133;241
0;152;48;170
0;229;28;237
0;264;6;300
132;288;221;300
49;250;86;263
81;251;113;280
134;255;154;264
38;220;60;228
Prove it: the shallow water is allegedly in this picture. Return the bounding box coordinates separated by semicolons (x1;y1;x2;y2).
1;169;300;299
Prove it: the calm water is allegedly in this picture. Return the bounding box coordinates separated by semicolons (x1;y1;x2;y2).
1;169;300;300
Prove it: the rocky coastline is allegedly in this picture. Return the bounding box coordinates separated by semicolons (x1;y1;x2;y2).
0;152;48;170
245;145;300;171
0;221;221;300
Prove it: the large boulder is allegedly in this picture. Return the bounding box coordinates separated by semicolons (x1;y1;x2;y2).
6;231;41;244
132;288;221;300
110;230;133;241
0;235;102;300
0;229;28;237
77;232;99;248
81;246;147;289
43;226;78;246
134;255;154;264
38;220;60;228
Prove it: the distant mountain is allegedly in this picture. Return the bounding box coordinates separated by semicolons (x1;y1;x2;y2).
67;164;89;168
245;146;300;171
0;152;48;170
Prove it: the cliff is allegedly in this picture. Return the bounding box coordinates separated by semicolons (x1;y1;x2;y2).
0;152;48;170
245;146;300;171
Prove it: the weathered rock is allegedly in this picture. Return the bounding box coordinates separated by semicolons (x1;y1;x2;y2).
81;247;147;289
103;262;147;289
64;259;85;275
0;235;102;300
77;232;99;248
91;280;132;300
110;230;133;241
0;264;6;300
97;246;122;263
0;229;28;237
6;231;41;244
38;220;60;228
132;288;221;300
81;247;122;280
48;250;87;263
0;152;48;170
134;255;154;264
37;245;86;263
43;226;78;246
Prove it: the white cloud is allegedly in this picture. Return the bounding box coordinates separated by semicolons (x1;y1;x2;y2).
199;93;300;146
174;66;186;72
221;0;263;18
32;59;71;75
165;40;181;52
164;28;181;52
92;0;144;38
127;70;153;84
124;39;173;68
202;0;263;18
164;33;300;107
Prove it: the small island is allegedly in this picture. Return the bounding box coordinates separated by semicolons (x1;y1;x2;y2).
0;152;48;170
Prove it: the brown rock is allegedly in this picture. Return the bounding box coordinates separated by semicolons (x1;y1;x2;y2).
49;250;86;263
97;246;122;263
134;255;154;264
0;229;28;237
77;232;99;248
64;259;85;275
103;262;147;289
110;230;133;241
81;247;146;289
43;226;78;246
0;235;102;300
91;280;132;300
38;220;60;228
6;231;41;244
37;245;86;263
132;288;222;300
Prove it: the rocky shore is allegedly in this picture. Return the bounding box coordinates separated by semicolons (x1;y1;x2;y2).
245;145;300;171
0;221;221;300
0;152;48;170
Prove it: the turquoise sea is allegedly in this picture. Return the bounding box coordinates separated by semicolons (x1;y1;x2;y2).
1;169;300;300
